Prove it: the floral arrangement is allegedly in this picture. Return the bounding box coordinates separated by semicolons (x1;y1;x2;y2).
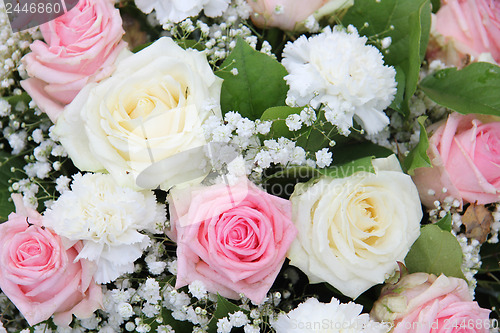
0;0;499;332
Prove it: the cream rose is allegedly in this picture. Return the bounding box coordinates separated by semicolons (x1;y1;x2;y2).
54;37;222;190
288;155;422;299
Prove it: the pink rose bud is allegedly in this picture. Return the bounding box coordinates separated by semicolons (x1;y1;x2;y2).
20;0;128;122
247;0;352;31
0;195;102;327
371;273;491;333
412;113;500;207
427;0;500;67
168;178;297;304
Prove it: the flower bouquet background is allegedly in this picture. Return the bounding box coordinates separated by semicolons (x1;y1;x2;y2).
0;0;499;332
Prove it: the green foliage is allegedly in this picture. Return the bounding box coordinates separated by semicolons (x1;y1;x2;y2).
435;213;452;232
342;0;431;115
207;295;242;333
322;156;376;178
260;106;304;139
420;62;500;117
403;116;432;175
330;141;394;165
405;224;466;280
217;38;289;120
0;152;24;221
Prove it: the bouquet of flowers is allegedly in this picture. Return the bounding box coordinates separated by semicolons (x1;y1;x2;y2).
0;0;499;332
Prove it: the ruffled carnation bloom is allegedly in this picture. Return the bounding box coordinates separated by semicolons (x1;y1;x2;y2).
0;195;102;327
247;0;353;31
282;25;397;135
20;0;128;122
427;0;500;67
371;273;491;333
168;178;297;304
43;173;166;284
287;155;422;299
135;0;230;25
272;297;388;332
412;113;500;207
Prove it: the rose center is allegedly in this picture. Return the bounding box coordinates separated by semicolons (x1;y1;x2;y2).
19;241;41;259
128;97;156;119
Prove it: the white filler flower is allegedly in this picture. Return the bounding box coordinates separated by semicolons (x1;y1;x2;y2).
272;297;388;333
135;0;230;24
282;26;397;135
43;173;166;284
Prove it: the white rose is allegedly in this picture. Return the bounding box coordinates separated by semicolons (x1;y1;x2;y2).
288;155;422;298
54;37;222;190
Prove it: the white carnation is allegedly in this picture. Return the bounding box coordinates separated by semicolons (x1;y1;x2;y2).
44;173;166;283
282;26;397;135
135;0;230;24
271;297;388;333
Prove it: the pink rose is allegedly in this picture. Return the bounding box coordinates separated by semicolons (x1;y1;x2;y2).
371;273;491;333
168;179;297;303
428;0;500;67
21;0;128;122
0;195;102;327
413;113;500;207
247;0;351;31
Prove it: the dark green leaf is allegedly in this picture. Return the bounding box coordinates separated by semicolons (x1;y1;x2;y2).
430;0;440;13
132;42;153;53
435;213;452;232
216;38;289;120
207;295;242;333
342;0;431;116
403;116;431;175
321;156;376;178
420;62;500;116
405;224;466;280
331;141;394;165
390;66;406;112
0;148;25;222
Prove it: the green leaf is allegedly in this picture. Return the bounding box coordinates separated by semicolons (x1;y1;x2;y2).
260;106;304;139
331;141;394;165
216;38;289;120
0;152;25;221
342;0;431;116
177;39;205;51
390;66;406;112
420;62;500;117
403;116;431;175
132;42;153;53
405;224;466;280
430;0;440;13
435;213;452;232
322;156;376;178
207;295;242;333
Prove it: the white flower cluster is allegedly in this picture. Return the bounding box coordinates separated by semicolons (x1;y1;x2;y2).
3;98;67;209
163;16;271;65
203;111;338;180
0;6;34;92
43;173;166;283
135;0;230;25
282;25;397;136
